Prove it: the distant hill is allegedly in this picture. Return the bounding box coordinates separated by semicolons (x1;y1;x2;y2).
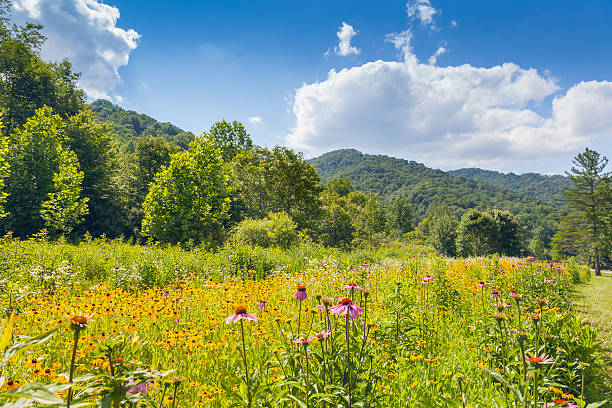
448;168;570;206
309;149;560;241
91;99;195;150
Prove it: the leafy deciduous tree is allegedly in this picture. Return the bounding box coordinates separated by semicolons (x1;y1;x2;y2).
141;136;230;245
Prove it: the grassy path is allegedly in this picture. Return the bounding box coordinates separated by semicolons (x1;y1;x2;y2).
573;271;612;374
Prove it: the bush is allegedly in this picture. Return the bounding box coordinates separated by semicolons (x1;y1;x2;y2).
232;212;299;249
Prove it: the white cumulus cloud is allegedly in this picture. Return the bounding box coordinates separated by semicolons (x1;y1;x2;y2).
286;48;612;168
407;0;438;27
11;0;140;101
334;22;360;56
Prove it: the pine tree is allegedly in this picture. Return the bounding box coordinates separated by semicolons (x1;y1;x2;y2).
553;148;611;275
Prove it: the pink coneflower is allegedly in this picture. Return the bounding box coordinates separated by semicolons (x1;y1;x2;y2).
478;281;487;288
314;330;331;340
225;306;257;324
491;290;501;299
510;291;522;300
344;282;363;291
526;354;555;365
526;256;536;261
424;274;434;281
292;336;316;344
258;299;267;309
544;278;554;284
495;303;511;311
544;400;578;408
127;380;155;395
295;285;308;301
329;298;363;320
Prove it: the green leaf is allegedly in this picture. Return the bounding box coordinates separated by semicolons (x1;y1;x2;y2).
586;400;610;408
2;328;58;364
483;368;523;403
3;382;64;405
0;310;16;354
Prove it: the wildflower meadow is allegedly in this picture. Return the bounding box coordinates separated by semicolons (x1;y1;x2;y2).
0;239;610;407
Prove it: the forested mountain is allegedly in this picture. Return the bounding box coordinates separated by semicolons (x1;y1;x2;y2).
310;149;560;244
91;99;195;150
448;168;570;206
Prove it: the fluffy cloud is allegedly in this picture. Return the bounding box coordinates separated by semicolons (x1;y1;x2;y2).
407;0;438;27
248;116;263;125
286;49;612;168
335;22;360;56
11;0;140;101
428;45;447;65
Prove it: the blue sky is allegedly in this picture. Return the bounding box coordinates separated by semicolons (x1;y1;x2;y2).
10;0;612;174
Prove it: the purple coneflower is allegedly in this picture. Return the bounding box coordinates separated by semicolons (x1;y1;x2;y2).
329;298;363;320
315;330;331;340
491;290;501;299
344;282;363;291
127;380;154;395
292;336;316;344
544;400;578;408
478;281;487;288
258;299;267;309
295;285;308;301
225;306;257;324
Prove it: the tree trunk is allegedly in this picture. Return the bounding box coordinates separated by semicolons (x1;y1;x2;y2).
593;250;601;276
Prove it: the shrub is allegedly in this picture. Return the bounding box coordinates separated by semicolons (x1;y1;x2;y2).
232;212;299;249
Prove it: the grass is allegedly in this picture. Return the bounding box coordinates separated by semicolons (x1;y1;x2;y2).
574;271;612;374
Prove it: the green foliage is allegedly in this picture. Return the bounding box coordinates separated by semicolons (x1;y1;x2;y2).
456;208;521;256
418;205;458;256
141;136;230;245
310;149;559;249
206;120;253;161
90;99;195;150
0;113;9;218
387;197;414;233
39;148;89;234
233;212;299;249
0;11;84;136
4;107;87;236
64;109;123;236
553;148;611;273
449;167;571;206
229;146;323;231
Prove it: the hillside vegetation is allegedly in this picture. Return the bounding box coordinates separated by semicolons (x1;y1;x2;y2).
310;149;558;240
91;99;195;150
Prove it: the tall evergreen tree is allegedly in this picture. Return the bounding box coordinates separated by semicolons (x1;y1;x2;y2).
553;148;611;275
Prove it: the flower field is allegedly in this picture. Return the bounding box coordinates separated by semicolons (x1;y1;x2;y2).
1;253;610;407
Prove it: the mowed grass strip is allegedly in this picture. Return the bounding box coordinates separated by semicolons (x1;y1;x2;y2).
574;271;612;374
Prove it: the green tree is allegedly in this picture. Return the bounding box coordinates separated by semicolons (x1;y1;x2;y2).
489;209;521;256
206;120;253;162
229;146;322;231
233;212;299;249
346;191;386;244
456;209;498;256
64;109;123;236
388;197;414;233
318;187;355;247
0;112;9;218
0;4;84;135
39;149;88;234
553;148;611;275
141;136;230;245
419;205;458;256
134;136;179;200
4;106;87;236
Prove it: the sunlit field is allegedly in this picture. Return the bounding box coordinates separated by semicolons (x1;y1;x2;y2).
1;245;610;408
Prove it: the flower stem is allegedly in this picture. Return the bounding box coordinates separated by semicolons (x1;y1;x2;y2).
346;313;352;408
66;327;81;408
240;320;252;408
